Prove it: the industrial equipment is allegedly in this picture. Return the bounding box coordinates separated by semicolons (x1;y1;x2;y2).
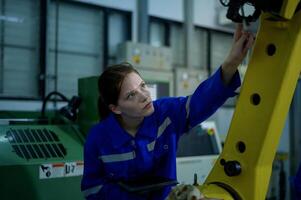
117;41;173;71
174;68;208;97
0;96;85;200
139;69;174;98
199;0;301;199
78;76;99;135
176;121;222;185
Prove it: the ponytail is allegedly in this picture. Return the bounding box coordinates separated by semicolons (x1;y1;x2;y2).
98;95;111;120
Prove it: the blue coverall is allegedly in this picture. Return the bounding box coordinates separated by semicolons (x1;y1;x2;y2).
81;67;241;200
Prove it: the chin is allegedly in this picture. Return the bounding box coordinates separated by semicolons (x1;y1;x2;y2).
144;106;155;117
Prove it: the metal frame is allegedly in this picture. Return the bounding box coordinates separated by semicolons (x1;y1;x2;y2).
201;2;301;199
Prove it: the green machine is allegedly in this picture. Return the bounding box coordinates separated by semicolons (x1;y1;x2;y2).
0;77;100;200
0;111;85;200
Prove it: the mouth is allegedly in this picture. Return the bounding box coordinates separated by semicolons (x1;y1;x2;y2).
143;102;152;110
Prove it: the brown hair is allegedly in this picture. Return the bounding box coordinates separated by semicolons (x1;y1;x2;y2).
98;62;139;119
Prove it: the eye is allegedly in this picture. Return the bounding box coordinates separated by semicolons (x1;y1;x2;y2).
127;91;136;99
141;82;146;88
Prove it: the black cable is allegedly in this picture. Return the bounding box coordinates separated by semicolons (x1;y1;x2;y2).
41;91;69;118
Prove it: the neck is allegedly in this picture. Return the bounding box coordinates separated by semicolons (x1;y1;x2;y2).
117;115;144;137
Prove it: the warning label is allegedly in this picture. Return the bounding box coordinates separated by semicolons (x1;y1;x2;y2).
39;161;84;179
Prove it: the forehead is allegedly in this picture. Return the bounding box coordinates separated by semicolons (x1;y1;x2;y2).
120;72;143;94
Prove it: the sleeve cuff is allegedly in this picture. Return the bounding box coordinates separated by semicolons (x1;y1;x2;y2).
213;66;241;97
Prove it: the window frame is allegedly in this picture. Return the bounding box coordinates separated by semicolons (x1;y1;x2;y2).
0;0;132;100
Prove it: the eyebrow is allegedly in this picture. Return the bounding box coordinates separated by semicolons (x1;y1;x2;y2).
125;81;145;97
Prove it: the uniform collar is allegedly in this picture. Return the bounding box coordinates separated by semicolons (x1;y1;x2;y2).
106;113;157;148
136;114;157;140
106;113;133;148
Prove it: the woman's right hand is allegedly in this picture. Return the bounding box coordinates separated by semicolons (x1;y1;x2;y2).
221;23;255;85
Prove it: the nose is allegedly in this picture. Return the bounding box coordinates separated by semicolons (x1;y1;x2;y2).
138;89;149;103
140;93;148;103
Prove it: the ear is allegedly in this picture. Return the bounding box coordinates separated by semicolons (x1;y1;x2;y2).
109;104;122;115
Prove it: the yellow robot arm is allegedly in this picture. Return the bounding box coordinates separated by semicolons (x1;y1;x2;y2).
200;0;301;199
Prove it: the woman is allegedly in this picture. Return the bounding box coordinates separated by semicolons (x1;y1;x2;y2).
81;24;254;200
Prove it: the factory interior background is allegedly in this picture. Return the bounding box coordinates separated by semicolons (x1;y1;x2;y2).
0;0;300;199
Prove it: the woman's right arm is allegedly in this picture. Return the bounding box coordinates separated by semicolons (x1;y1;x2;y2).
81;134;109;199
81;130;142;200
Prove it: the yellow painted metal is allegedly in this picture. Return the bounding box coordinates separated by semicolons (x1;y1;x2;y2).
280;0;299;19
201;1;301;199
199;184;233;200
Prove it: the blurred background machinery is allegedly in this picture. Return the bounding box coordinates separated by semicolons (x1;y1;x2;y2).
176;121;222;185
0;101;84;200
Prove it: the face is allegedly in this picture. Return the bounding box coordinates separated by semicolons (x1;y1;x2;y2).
110;72;154;119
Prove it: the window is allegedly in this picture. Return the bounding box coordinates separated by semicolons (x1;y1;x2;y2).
149;18;185;69
169;23;185;68
149;18;208;70
149;20;166;47
47;1;104;98
107;10;131;65
192;27;208;70
0;0;132;100
210;31;232;73
0;0;40;98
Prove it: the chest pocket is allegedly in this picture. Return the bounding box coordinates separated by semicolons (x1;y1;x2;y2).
154;133;178;158
100;151;135;179
151;117;174;158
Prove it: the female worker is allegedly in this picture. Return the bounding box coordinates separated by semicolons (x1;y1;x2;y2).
81;24;254;200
